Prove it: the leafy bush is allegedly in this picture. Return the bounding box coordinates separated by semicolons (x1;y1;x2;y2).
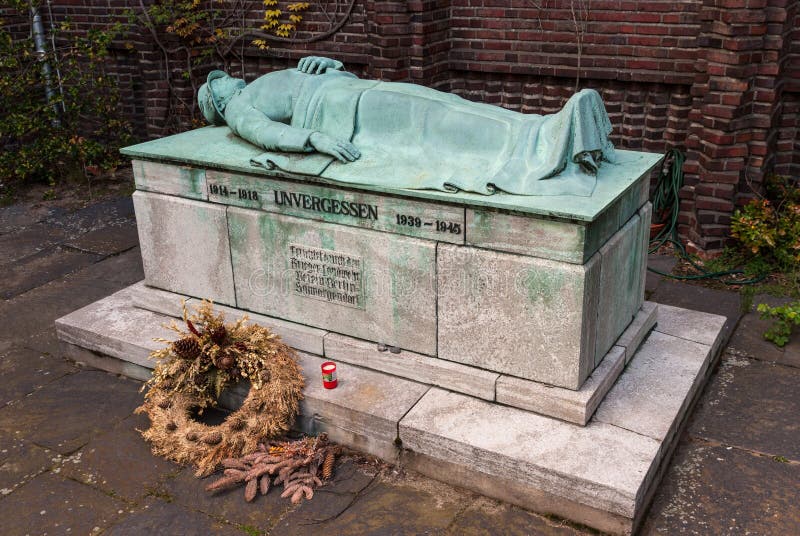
757;301;800;347
731;175;800;273
0;2;132;186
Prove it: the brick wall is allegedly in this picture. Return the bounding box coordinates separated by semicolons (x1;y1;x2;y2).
10;0;800;254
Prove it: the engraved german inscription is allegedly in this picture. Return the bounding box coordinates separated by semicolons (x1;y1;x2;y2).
289;244;364;309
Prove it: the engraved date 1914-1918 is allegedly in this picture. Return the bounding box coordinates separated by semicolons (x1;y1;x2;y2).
396;214;461;234
209;183;259;201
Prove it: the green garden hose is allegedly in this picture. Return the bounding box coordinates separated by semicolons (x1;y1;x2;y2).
647;148;765;285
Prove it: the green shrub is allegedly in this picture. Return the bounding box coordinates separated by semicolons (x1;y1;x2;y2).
730;175;800;273
757;301;800;347
0;2;132;186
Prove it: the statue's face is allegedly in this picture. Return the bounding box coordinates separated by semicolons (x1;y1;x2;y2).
198;82;223;125
198;74;246;126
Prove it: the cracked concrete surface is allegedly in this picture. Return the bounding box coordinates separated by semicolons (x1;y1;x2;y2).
0;200;798;535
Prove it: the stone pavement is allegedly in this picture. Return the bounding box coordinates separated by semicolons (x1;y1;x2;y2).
0;196;798;535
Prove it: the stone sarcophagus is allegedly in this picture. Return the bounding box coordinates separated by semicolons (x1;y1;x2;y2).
124;126;659;393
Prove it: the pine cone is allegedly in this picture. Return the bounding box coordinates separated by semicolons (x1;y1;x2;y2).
173;337;201;360
209;325;227;345
216;353;236;371
322;451;336;480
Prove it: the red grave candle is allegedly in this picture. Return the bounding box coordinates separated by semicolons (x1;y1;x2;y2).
321;361;338;389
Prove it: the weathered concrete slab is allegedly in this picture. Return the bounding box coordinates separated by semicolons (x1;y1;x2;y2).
399;388;661;522
641;441;800;535
496;346;625;425
63;223;140;256
50;196;136;235
104;500;234;535
0;222;68;265
648;278;741;344
228;207;437;355
0;347;75;406
324;333;498;400
297;352;429;461
0;370;142;455
1;246;102;300
728;295;800;368
689;353;800;461
437;244;600;389
58;413;177;502
594;214;641;364
654;303;726;353
207;169;466;244
0;472;127;536
55;286;176;369
616;301;658;364
132;159;208;200
594;330;714;441
133;191;236;305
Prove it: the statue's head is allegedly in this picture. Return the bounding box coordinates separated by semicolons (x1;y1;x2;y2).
198;70;246;126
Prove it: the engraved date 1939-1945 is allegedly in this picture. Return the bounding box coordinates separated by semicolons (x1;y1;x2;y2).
396;214;461;234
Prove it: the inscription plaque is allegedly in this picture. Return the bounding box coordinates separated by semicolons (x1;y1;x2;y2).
289;244;364;309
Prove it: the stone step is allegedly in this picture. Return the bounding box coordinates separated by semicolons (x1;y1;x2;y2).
55;285;726;535
129;281;658;425
55;286;429;462
399;304;724;535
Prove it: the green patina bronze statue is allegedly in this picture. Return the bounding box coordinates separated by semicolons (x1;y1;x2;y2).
199;56;616;196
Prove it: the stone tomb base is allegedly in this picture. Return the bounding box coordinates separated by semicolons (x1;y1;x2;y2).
55;282;725;535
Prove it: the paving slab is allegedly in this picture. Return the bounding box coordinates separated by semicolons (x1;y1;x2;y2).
0;432;54;494
1;245;103;299
0;222;68;265
688;353;800;461
445;496;585;536
58;413;179;502
0;370;142;455
0;203;62;234
0;347;76;406
273;474;466;536
640;440;800;535
0;471;127;536
104;500;240;535
648;278;741;343
654;303;727;350
266;459;376;533
64;222;140;256
67;246;145;287
728;310;800;369
47;196;136;234
163;465;294;532
0;269;126;347
594;330;713;440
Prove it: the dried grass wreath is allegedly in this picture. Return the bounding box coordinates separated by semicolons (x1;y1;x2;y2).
136;301;304;477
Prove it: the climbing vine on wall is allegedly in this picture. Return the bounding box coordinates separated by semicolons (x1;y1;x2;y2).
128;0;355;131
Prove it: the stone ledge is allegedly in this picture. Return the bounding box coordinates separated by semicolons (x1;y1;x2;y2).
323;333;499;401
130;281;327;356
